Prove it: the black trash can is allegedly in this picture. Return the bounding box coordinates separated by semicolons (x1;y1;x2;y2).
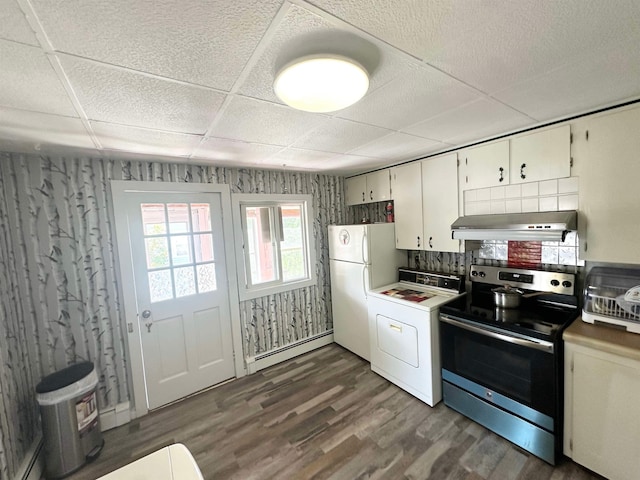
36;361;104;479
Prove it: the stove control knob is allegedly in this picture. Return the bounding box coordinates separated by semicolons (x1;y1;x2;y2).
562;280;572;288
478;271;486;278
550;279;560;287
471;271;478;276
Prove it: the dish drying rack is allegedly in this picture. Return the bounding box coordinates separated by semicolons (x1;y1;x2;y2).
583;266;640;334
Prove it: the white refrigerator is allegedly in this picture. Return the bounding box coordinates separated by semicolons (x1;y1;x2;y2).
328;223;405;361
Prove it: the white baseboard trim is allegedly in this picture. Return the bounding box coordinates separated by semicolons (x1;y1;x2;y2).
15;435;43;480
99;401;131;431
246;332;334;374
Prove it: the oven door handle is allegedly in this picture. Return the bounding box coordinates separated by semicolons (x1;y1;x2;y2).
440;314;554;353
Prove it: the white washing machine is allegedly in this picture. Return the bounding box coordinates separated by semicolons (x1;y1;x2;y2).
367;269;465;407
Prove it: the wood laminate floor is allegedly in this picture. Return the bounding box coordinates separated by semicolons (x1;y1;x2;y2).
67;344;602;480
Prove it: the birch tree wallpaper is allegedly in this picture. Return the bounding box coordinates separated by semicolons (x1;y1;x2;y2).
0;152;345;480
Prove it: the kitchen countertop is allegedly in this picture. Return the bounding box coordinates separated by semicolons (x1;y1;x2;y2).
563;317;640;362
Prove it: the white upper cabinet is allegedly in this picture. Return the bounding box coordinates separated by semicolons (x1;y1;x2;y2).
421;153;460;253
345;170;391;205
345;174;367;205
510;125;571;184
576;105;640;263
459;140;510;191
391;162;423;250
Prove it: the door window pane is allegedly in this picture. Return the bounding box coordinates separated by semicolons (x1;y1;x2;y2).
245;206;276;285
194;234;214;262
145;237;170;269
149;269;173;302
171;235;192;266
141;204;167;234
191;203;211;232
167;203;190;233
197;263;217;293
174;266;196;297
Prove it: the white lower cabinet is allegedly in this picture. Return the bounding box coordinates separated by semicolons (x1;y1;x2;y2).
564;339;640;480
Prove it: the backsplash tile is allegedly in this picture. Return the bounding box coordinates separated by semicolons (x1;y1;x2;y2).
559;194;579;210
539;179;558;195
522;197;539;212
558;176;579;194
464;176;579;216
505;199;522;213
539;196;558;211
522;182;539;197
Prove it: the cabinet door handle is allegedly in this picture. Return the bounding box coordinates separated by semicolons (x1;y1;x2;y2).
389;323;402;333
499;167;504;182
429;236;433;248
520;163;527;180
370;190;373;201
362;192;365;202
417;236;421;248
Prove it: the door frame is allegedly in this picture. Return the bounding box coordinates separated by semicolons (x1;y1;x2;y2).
110;180;245;418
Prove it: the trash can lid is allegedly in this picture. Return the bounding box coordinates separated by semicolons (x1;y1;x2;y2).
36;361;95;393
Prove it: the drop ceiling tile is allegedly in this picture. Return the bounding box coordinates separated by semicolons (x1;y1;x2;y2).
0;107;94;149
348;131;445;160
265;147;381;174
91;121;202;157
59;55;226;134
292;117;392;154
307;0;465;60
403;98;534;144
0;40;76;115
493;37;640;121
425;1;640;94
211;96;326;146
0;0;39;45
238;2;420;104
336;65;480;131
192;137;284;165
30;0;283;89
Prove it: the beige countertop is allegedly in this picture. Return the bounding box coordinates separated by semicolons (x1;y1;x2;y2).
563;317;640;362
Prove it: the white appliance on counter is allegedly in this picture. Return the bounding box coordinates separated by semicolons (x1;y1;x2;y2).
368;269;464;406
328;223;405;361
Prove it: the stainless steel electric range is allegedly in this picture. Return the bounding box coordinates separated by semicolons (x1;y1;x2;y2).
438;265;579;465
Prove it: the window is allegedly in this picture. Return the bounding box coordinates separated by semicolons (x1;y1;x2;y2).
232;194;315;300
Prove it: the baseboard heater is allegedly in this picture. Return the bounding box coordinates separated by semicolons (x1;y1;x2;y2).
246;331;334;373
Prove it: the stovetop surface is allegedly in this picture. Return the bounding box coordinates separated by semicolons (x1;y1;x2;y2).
440;290;579;341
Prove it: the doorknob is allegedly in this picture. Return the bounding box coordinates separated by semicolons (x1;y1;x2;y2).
141;309;151;319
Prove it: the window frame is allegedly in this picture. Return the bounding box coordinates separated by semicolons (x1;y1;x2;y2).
232;193;316;301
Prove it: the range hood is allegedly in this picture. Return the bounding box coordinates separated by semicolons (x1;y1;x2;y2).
451;210;577;242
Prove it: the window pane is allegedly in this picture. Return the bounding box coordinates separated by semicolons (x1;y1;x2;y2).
170;235;192;266
149;269;173;302
194;233;214;262
245;206;277;285
281;205;306;281
197;263;217;293
191;203;211;232
167;203;190;233
174;266;196;297
141;204;167;234
145;237;170;269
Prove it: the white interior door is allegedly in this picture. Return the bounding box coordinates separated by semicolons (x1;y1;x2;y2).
111;182;243;413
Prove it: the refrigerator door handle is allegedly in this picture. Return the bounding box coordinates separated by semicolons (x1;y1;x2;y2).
362;264;369;298
361;229;368;264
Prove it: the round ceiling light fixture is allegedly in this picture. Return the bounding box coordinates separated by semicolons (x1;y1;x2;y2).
274;54;369;113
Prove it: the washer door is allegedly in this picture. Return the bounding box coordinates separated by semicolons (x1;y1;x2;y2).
376;314;419;367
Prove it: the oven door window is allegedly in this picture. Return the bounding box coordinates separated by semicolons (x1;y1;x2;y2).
440;321;555;417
